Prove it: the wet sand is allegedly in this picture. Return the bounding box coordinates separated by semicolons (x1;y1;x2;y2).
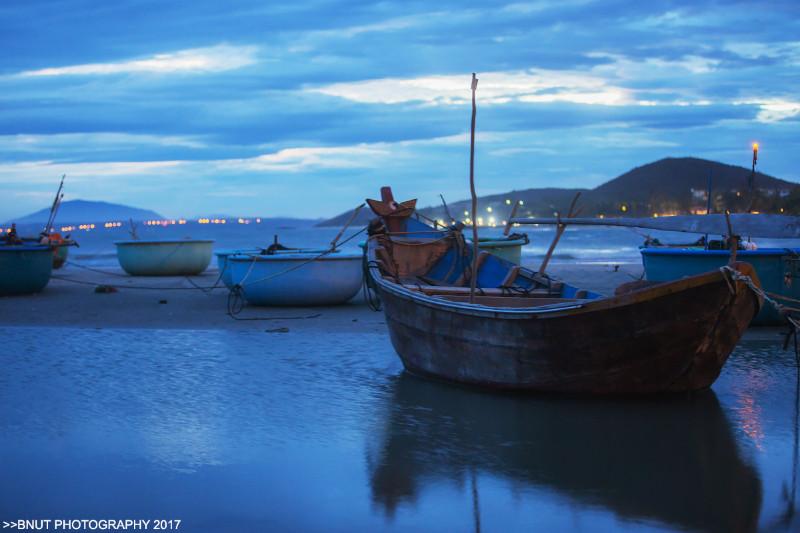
0;262;784;340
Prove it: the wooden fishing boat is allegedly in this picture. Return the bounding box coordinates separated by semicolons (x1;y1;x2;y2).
642;246;800;326
114;239;214;276
0;244;53;295
227;248;363;306
366;189;762;394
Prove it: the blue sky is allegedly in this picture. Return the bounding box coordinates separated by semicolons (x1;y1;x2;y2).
1;0;798;220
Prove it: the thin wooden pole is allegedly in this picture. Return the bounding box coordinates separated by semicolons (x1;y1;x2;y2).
503;200;520;236
330;203;365;250
747;143;758;213
469;73;480;304
539;192;581;275
439;194;454;225
725;210;738;264
44;174;65;235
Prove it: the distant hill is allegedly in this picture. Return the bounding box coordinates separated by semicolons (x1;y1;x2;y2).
10;200;163;224
317;157;800;226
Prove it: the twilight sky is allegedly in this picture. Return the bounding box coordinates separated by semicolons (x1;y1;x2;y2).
1;0;798;220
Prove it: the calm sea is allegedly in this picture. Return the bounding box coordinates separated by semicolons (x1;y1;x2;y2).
0;328;797;532
17;218;800;268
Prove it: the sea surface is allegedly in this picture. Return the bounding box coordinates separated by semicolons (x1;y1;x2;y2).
17;218;800;269
0;327;798;532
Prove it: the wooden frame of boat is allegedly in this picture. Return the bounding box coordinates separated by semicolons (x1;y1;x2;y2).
366;200;763;394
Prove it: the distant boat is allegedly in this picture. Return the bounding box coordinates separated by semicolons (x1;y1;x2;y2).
366;188;761;394
227;247;362;306
114;239;214;276
21;233;77;269
0;244;53;295
641;245;800;325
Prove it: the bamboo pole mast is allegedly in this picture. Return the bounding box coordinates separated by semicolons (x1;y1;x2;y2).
539;192;581;275
468;73;480;304
747;142;758;213
503;200;520;236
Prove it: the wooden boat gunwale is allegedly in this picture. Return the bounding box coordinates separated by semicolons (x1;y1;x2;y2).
366;240;759;320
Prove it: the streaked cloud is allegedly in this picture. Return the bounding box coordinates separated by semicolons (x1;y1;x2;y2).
214;145;390;172
307;69;635;106
737;99;800;123
19;44;258;77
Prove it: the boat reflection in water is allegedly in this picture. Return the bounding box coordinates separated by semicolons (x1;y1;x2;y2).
369;375;762;532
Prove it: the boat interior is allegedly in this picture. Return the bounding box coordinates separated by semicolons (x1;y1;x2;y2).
368;216;604;308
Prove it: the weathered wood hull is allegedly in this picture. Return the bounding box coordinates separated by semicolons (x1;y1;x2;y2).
373;263;761;393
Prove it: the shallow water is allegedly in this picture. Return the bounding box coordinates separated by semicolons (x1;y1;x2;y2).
0;327;798;532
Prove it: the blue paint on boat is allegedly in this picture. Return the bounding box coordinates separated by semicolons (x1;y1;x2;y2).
376;215;602;300
228;251;363;306
0;245;53;295
215;248;262;289
114;239;214;276
641;247;800;325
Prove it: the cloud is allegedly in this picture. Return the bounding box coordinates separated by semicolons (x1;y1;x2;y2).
735;99;800;123
18;44;259;77
307;69;636;106
214;145;390;172
0;132;207;153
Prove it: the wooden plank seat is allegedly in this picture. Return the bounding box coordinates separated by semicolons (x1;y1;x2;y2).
433;295;588;308
400;283;562;297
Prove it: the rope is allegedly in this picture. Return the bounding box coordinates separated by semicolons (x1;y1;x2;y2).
63;260;226;292
65;260;130;277
51;274;221;291
721;265;800;367
238;226;366;287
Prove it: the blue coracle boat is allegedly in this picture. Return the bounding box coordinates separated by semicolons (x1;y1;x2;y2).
641;247;799;325
227;249;363;306
215;248;262;289
0;244;54;295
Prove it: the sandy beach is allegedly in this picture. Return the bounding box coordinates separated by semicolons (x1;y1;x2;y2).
0;262;640;329
1;261;786;343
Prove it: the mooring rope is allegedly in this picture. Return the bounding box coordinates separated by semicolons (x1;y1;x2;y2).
720;265;800;367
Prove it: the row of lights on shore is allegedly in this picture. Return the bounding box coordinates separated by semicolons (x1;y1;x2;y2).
49;217;265;232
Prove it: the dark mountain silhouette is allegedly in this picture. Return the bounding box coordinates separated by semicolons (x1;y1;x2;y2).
317;157;799;226
10;200;163;225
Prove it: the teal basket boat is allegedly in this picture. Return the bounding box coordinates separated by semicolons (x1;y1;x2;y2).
0;245;54;295
114;239;214;276
641;247;800;325
470;233;529;265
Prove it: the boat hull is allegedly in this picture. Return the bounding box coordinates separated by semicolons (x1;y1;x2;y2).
0;245;53;295
229;253;363;306
373;263;760;393
114;240;213;276
215;249;261;289
642;247;798;325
